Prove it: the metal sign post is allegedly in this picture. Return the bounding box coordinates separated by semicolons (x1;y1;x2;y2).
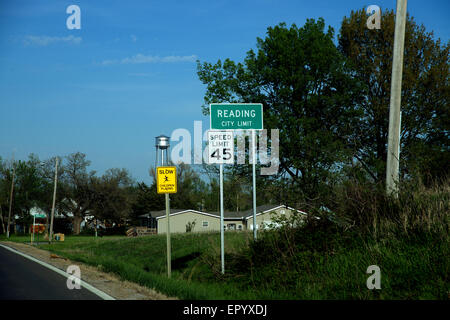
208;130;234;274
156;165;177;278
155;135;176;279
219;163;225;274
165;184;171;278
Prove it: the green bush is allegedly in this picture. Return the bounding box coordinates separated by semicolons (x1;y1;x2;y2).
329;178;449;238
213;180;449;299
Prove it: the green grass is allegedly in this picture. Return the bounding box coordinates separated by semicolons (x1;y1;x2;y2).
1;232;265;299
0;234;124;244
1;226;448;299
239;230;448;299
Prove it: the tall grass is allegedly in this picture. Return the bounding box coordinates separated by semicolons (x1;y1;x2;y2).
31;232;271;299
212;179;449;299
2;180;447;299
330;178;449;238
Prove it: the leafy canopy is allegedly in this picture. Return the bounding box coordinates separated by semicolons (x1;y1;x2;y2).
198;19;365;200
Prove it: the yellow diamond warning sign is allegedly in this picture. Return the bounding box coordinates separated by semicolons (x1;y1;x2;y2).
157;166;177;194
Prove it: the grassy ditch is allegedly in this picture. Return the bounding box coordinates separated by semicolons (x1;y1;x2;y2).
2;225;447;299
1;181;447;299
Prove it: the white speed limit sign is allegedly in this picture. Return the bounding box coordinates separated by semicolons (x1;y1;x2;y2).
208;131;234;164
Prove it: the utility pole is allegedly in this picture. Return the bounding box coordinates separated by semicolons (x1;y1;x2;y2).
49;157;58;243
6;159;16;238
386;0;407;197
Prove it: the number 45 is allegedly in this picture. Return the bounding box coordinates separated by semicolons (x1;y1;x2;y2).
211;148;232;161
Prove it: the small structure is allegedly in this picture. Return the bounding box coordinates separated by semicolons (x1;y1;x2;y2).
155;209;221;234
153;205;307;234
126;226;157;237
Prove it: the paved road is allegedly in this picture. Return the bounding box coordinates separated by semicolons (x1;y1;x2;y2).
0;246;101;300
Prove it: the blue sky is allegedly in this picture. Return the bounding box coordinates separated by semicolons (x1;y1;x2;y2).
0;0;448;184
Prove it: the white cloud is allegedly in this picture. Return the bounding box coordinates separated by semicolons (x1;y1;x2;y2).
24;35;82;46
101;54;198;66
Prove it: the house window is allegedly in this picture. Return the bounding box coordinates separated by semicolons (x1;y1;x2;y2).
227;224;236;230
202;221;209;228
237;224;243;231
280;209;285;215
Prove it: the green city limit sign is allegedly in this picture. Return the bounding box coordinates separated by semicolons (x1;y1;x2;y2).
210;103;263;130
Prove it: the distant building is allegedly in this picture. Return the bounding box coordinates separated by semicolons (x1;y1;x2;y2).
141;205;308;234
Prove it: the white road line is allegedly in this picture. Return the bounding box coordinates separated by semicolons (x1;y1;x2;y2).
0;243;116;300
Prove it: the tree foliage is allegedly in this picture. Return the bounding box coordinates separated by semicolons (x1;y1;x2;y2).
339;8;449;184
89;168;134;225
197;19;365;202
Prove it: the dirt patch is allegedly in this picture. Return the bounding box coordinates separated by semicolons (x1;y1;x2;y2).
0;241;177;300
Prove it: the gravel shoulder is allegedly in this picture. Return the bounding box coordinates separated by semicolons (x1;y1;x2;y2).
0;241;177;300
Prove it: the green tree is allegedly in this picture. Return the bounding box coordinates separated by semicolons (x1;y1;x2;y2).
0;154;53;234
130;163;207;222
224;169;251;212
0;157;13;233
200;163;251;212
130;181;164;224
170;163;207;210
338;8;449;184
197;19;365;202
89;168;134;226
12;155;46;230
59;152;96;234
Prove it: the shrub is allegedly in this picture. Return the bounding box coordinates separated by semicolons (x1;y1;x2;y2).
329;178;449;239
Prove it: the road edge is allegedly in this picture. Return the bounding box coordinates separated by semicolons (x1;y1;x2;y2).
0;243;116;300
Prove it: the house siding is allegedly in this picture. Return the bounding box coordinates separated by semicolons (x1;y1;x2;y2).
156;206;307;234
157;211;221;234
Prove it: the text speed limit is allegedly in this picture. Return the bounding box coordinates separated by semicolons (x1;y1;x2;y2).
208;131;234;164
